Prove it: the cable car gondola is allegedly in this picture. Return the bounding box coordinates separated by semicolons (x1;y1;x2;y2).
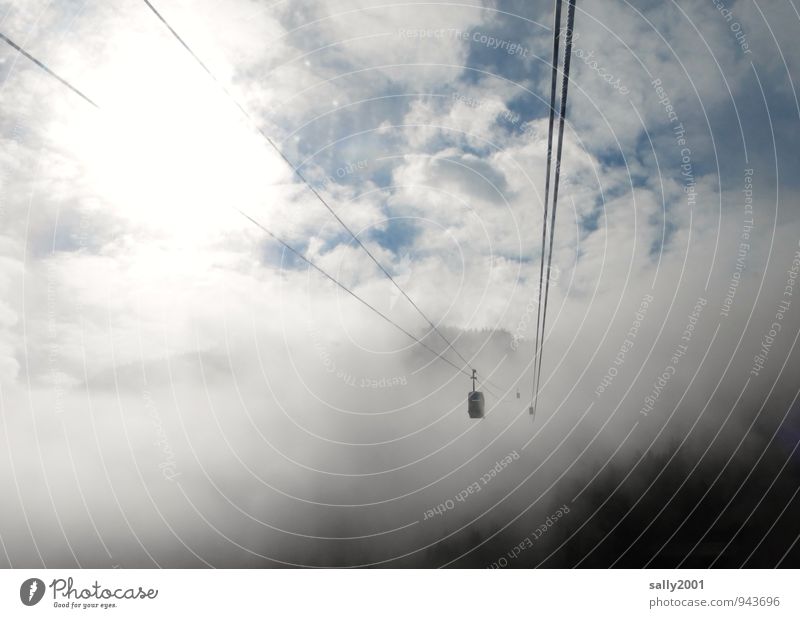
468;369;485;419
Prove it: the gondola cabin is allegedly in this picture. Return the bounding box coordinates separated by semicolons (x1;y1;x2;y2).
468;369;485;419
468;391;485;419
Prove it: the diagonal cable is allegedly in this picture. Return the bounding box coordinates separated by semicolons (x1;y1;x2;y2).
530;0;563;415
236;209;479;381
139;0;476;374
0;31;99;108
533;0;576;415
242;208;498;397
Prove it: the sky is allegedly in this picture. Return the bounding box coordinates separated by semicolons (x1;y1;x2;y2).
0;0;799;568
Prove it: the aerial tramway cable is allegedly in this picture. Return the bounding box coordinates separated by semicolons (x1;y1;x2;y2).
236;210;490;385
139;0;479;377
0;32;99;108
530;0;563;418
531;0;577;417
